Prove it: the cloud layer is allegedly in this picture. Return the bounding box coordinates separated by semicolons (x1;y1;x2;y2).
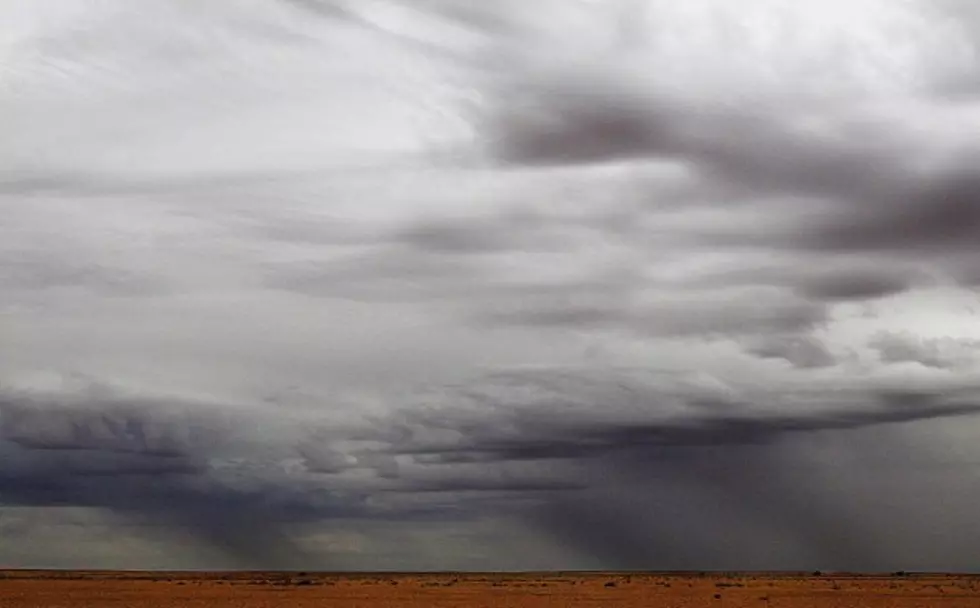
3;0;980;570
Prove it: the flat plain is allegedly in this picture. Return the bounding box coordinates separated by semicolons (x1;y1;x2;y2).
2;570;979;607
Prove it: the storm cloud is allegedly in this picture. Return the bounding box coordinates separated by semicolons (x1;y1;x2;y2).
4;0;980;571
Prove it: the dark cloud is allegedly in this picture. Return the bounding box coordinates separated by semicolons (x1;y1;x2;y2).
0;392;219;457
793;266;919;302
0;377;595;568
397;396;980;463
478;55;980;288
487;72;669;167
483;69;878;181
368;368;980;569
371;367;980;464
0;464;341;569
297;443;356;474
0;384;347;568
530;446;886;571
5;363;980;570
806;170;980;254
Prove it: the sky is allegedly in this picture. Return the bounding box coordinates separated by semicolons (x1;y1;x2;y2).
2;0;980;572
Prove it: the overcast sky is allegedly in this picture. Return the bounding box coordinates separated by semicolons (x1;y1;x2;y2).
3;0;980;572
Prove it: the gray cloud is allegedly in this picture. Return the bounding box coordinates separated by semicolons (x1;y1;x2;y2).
383;369;980;463
869;331;980;370
480;292;828;339
476;33;980;285
0;382;355;568
5;0;980;571
793;266;921;302
742;335;838;369
357;366;980;569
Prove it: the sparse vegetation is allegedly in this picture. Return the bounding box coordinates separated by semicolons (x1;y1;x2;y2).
1;571;978;607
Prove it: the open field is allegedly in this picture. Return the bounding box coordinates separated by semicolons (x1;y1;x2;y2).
2;570;979;607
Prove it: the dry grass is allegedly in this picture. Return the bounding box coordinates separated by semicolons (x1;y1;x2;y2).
2;570;979;607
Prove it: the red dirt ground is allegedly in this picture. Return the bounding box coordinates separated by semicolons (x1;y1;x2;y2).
1;570;978;607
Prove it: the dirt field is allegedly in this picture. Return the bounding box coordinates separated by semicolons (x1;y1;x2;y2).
1;570;978;607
